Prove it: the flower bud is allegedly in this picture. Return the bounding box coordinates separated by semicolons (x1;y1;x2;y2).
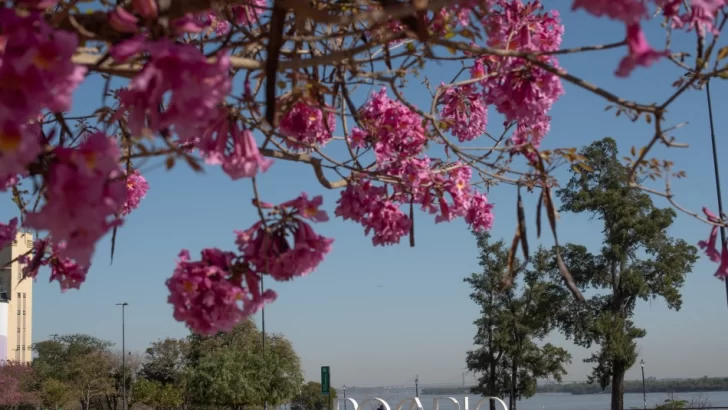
132;0;158;19
109;7;139;34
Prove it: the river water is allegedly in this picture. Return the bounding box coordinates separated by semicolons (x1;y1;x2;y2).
338;391;728;410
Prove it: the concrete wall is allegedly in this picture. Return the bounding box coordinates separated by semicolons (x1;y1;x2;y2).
0;232;34;363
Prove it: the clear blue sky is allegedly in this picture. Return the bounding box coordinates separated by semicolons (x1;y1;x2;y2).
2;1;727;388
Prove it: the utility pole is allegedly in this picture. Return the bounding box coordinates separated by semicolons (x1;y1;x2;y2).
116;302;129;410
640;360;647;410
261;276;268;410
704;80;728;307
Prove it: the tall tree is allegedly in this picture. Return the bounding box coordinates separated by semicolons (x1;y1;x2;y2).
555;137;699;410
465;233;571;410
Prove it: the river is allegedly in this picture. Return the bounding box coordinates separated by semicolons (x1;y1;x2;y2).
338;391;728;410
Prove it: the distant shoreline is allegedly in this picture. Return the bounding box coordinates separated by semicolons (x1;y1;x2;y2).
421;378;728;396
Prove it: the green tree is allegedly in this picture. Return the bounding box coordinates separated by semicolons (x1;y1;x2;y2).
555;137;699;410
465;233;571;410
133;378;185;410
185;319;304;408
37;378;73;410
140;338;189;386
32;334;115;410
291;382;337;410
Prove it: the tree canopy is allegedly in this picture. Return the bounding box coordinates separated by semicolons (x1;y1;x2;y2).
465;232;572;410
554;138;699;410
291;382;338;410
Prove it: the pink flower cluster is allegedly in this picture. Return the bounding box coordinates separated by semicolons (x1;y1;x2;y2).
699;208;728;280
121;170;150;216
278;99;336;151
572;0;727;76
167;194;333;334
466;0;564;154
112;37;232;142
0;7;85;188
197;114;273;180
0;217;18;250
20;238;90;292
352;88;428;164
336;156;495;246
438;84;488;142
25;133;127;268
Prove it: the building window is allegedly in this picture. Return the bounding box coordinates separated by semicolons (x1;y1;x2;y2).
22;293;25;298
16;292;20;299
17;309;20;315
17;327;20;333
22;310;25;315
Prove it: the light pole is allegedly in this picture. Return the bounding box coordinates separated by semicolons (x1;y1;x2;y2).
115;302;128;410
415;375;419;398
704;79;728;307
640;359;646;410
343;385;347;410
261;276;268;410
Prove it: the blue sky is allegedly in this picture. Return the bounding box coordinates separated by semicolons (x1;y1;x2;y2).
2;0;728;388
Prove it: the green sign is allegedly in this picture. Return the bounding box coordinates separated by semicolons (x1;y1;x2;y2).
321;366;330;395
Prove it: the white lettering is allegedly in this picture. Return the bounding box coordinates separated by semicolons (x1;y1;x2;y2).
334;397;508;410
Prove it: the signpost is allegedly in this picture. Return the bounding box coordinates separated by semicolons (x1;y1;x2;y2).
321;366;330;395
321;366;331;410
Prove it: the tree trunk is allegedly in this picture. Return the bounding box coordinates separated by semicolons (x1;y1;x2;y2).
611;364;625;410
510;358;518;410
488;360;496;410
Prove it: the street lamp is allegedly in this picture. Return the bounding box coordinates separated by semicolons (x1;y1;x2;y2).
640;360;646;410
343;385;347;410
703;79;728;307
115;302;129;410
415;375;419;398
261;276;268;410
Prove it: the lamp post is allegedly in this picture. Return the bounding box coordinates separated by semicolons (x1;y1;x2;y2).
261;276;268;410
415;375;419;398
343;385;347;410
704;80;728;306
640;360;647;410
115;302;128;410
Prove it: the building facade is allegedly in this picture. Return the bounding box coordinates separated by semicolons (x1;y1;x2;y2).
0;231;34;363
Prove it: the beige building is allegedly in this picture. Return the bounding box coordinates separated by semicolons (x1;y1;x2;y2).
0;231;34;363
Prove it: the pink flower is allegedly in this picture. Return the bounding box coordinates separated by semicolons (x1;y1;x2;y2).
698;207;728;279
231;0;267;25
571;0;648;24
113;38;231;142
108;7;139;33
197;114;273;180
357;88;427;164
121;170;149;216
657;0;726;36
19;238;90;291
166;249;273;335
616;24;669;77
278;99;336;150
25;133;127;268
335;180;412;246
132;0;158;19
439;84;488;142
47;241;90;291
236;195;334;280
0;116;42;185
466;192;495;232
0;217;18;249
281;193;330;222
